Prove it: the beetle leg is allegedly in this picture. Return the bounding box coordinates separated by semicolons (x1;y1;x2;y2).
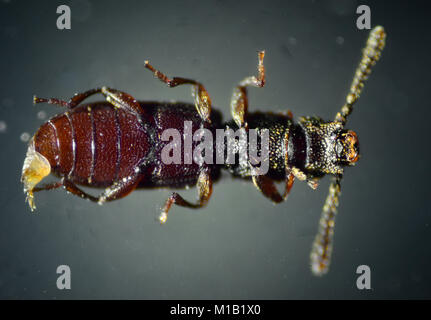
231;51;265;128
73;177;139;203
158;169;213;224
31;178;99;203
307;178;320;190
251;172;294;204
62;179;100;202
34;87;144;115
144;61;212;123
100;87;144;116
28;174;141;208
33;181;63;192
23;181;63;211
32;175;141;205
34;88;104;109
33;176;141;204
96;175;141;205
335;26;386;126
290;167;307;181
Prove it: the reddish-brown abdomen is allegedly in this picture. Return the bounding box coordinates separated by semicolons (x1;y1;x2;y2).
71;108;92;183
52;113;74;176
35;103;151;187
116;106;151;179
33;119;60;171
91;105;118;184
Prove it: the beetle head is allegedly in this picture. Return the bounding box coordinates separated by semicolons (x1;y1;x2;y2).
336;130;360;166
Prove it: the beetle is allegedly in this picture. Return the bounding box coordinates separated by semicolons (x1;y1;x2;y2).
21;26;386;275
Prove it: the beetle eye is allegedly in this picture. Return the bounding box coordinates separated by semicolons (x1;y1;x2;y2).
345;130;359;164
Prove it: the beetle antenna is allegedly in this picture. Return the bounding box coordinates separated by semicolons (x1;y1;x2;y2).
310;174;342;276
335;26;386;127
310;27;386;275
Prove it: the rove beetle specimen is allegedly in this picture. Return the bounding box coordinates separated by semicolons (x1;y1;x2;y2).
21;26;386;275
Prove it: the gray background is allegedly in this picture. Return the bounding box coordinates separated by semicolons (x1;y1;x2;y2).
0;0;430;299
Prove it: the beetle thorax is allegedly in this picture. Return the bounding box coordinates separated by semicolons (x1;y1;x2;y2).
301;119;347;175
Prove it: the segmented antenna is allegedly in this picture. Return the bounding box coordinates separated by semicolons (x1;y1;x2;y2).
310;176;341;276
335;26;386;126
311;26;386;276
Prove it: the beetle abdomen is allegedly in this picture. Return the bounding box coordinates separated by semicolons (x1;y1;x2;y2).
34;103;151;187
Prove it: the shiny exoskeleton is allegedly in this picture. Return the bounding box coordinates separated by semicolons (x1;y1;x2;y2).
22;26;386;276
